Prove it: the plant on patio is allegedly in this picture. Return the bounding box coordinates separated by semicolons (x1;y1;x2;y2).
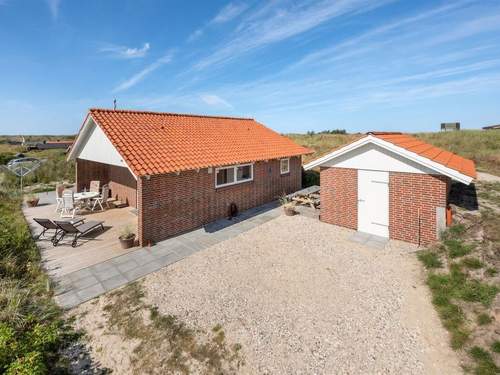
119;225;136;249
279;194;297;216
25;193;39;207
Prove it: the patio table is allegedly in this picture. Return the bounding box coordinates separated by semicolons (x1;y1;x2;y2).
74;191;99;210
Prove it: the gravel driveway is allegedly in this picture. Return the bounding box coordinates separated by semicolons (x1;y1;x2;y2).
141;215;460;374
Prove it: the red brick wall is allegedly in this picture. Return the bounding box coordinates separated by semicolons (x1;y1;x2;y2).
319;167;358;230
75;159;137;208
138;157;302;245
389;172;448;246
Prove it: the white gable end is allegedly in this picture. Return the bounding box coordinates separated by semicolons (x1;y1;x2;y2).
324;143;436;174
76;119;128;169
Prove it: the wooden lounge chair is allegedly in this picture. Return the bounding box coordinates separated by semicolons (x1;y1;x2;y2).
33;217;83;244
53;220;104;247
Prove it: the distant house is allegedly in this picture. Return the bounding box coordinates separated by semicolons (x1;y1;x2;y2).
440;122;460;131
26;140;73;151
482;124;500;130
68;108;312;246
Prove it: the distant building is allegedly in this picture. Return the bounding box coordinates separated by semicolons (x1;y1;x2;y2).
26;140;73;151
440;122;460;131
482;124;500;130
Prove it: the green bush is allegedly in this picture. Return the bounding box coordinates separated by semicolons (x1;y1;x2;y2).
0;186;75;373
418;251;443;269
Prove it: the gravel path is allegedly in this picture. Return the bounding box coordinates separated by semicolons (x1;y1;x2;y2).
140;215;461;374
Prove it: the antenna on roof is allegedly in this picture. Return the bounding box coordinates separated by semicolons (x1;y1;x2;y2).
113;98;117;110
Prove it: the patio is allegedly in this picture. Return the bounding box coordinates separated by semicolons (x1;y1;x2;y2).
23;191;138;278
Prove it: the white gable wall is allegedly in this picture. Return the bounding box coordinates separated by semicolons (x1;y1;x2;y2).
323;143;436;174
77;119;128;169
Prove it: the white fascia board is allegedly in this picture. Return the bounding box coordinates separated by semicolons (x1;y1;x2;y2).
67;114;137;180
304;135;473;185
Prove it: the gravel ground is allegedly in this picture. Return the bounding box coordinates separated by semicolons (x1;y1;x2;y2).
140;215;461;374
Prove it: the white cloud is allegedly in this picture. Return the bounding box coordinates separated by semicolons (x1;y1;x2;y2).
46;0;61;20
113;52;174;93
188;29;204;42
193;0;395;70
211;2;248;24
200;94;233;108
100;43;151;59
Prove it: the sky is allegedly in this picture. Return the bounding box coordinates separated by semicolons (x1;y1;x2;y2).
1;0;500;135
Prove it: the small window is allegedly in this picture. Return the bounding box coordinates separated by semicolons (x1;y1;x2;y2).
280;158;290;174
216;163;253;187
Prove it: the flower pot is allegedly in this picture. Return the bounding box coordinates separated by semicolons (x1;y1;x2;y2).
284;206;296;216
119;235;136;249
26;198;39;207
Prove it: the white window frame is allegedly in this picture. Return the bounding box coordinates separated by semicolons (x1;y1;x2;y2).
215;163;254;188
280;158;290;175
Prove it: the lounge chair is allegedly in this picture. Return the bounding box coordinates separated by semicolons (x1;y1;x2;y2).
53;220;105;247
55;184;65;212
91;184;109;211
33;217;83;243
61;190;77;218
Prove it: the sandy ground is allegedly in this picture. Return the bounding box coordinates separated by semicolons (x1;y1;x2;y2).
73;215;461;374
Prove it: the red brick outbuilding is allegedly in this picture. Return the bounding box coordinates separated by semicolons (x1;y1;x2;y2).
305;132;476;246
68;109;311;246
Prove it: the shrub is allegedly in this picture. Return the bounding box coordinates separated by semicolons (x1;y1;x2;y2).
462;257;484;269
445;239;473;258
477;313;492;326
418;251;443;269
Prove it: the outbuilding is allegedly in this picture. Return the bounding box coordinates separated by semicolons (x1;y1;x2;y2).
304;132;476;246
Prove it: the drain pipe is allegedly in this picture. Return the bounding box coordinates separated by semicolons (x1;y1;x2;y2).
417;208;421;247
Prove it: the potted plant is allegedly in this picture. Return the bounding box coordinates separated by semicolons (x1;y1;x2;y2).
26;194;39;207
279;194;297;216
119;226;136;249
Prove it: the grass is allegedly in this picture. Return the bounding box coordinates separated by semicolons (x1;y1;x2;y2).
445;239;474;258
417;250;442;269
0;185;76;373
491;341;500;353
476;313;492;326
101;282;244;374
462;257;484;270
469;346;499;375
485;268;498;277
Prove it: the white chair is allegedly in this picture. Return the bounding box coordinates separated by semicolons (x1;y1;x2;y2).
60;190;77;218
89;180;100;193
55;184;65;212
91;185;109;211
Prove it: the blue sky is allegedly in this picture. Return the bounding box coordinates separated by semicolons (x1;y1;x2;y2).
1;0;500;135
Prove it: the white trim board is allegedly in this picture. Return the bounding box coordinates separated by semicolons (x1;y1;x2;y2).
304;135;473;185
67;115;137;179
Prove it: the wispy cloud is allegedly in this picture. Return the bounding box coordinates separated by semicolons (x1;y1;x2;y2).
211;2;248;24
188;2;248;43
193;0;395;70
100;43;151;59
113;52;174;93
200;94;233;108
45;0;61;20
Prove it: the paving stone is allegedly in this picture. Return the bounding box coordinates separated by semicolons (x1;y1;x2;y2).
76;283;106;302
365;240;387;249
72;275;100;290
92;265;121;282
156;251;184;266
92;261;116;273
123;261;162;282
116;259;139;273
151;244;178;258
55;291;81;309
101;274;129;291
68;268;93;282
127;252;157;266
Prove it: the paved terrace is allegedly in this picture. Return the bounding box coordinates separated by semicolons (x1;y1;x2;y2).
25;192;282;309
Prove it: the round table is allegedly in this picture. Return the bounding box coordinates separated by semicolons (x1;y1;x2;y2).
74;191;99;210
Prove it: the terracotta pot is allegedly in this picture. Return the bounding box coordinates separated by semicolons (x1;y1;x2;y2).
119;235;136;249
284;206;296;216
26;198;39;207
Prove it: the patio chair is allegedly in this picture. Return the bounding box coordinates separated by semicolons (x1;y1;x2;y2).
89;180;100;193
91;184;109;211
61;190;77;218
53;220;105;247
33;217;83;243
55;183;65;212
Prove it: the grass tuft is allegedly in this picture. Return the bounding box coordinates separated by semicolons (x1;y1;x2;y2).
417;250;443;269
445;239;474;258
476;313;492;326
462;257;484;270
491;341;500;353
469;346;499;375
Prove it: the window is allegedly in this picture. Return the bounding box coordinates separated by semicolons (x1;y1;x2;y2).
216;163;253;187
280;158;290;174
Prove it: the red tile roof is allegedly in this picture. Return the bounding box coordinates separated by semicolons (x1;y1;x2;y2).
88;108;312;176
369;132;476;179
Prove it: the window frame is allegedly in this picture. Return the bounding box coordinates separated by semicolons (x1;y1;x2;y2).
280;158;290;175
215;163;254;188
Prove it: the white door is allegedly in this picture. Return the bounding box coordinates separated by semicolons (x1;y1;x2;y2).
357;170;389;237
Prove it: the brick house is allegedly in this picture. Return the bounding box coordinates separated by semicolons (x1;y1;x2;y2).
68;109;311;245
304;132;476;246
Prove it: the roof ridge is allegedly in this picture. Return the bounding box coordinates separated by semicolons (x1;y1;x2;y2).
89;108;254;121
